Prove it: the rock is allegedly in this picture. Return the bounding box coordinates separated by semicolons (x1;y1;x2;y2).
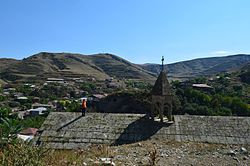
100;158;111;162
243;156;248;160
138;143;142;147
141;157;149;164
83;162;87;166
233;157;240;163
160;152;169;157
240;147;248;154
94;161;100;165
114;155;125;160
103;161;116;166
86;158;93;162
212;152;219;156
99;158;115;166
227;150;236;156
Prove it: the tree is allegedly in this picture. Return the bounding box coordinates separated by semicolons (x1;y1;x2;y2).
66;100;81;112
183;103;197;115
240;71;250;84
0;107;11;120
231;97;250;116
216;107;232;116
193;77;207;84
0;118;22;148
0;95;5;102
80;82;96;93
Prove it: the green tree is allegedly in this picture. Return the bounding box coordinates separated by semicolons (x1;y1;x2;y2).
0;95;5;102
193;77;207;84
66;100;81;112
231;97;250;116
196;105;213;116
0;107;11;120
216;107;232;116
0;118;22;148
81;82;96;93
183;103;197;115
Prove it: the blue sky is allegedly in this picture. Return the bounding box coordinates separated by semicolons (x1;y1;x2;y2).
0;0;250;64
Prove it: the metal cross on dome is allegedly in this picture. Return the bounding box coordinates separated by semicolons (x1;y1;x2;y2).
161;56;164;71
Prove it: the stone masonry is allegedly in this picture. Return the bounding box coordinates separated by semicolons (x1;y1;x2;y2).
36;112;250;149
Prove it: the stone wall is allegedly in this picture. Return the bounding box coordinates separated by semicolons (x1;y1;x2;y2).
35;112;250;149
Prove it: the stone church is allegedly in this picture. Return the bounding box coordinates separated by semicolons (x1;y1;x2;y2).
151;57;173;122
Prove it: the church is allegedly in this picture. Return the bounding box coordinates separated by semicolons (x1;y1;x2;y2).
151;56;173;122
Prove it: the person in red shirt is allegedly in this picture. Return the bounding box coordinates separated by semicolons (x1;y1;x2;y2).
82;99;87;116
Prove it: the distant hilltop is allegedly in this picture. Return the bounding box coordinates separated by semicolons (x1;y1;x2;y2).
140;54;250;78
0;52;250;82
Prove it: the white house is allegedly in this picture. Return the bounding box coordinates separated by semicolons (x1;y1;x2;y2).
27;107;47;116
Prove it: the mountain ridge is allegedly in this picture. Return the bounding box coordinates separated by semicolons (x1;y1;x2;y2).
0;52;156;82
140;54;250;79
0;52;250;82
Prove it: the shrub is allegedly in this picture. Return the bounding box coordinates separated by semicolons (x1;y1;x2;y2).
216;107;232;116
147;145;159;166
0;118;22;149
0;95;5;102
0;107;11;119
0;141;50;166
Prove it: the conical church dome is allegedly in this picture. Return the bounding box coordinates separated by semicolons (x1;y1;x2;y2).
151;71;172;96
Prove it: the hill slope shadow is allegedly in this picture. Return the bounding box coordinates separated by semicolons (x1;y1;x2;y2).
112;115;172;146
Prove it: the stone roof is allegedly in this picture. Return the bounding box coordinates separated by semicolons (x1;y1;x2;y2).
151;71;172;96
35;112;250;149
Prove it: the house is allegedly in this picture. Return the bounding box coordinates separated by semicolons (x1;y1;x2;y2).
105;77;113;83
17;111;29;119
87;77;96;82
192;84;213;91
46;78;65;84
24;83;36;88
107;82;120;88
3;88;16;93
88;94;107;102
32;103;53;109
13;92;24;98
87;94;108;109
27;107;47;116
17;128;38;141
32;97;40;103
16;96;29;104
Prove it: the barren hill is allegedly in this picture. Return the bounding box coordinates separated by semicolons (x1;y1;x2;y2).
141;54;250;79
0;52;156;82
0;58;19;71
1;53;250;82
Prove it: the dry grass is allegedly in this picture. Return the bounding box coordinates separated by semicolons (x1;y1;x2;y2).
1;140;250;166
147;145;159;166
43;144;115;166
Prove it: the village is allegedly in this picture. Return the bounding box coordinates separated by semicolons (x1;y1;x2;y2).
1;67;248;165
0;71;240;143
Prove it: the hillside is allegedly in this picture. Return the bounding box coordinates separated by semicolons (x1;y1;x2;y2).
0;52;156;82
238;62;250;84
141;54;250;80
0;58;19;71
1;53;250;82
